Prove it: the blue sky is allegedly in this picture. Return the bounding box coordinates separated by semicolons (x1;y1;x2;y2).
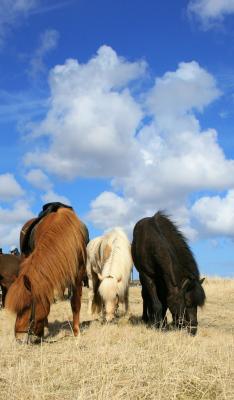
1;0;234;277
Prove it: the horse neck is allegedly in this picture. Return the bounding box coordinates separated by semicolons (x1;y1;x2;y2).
102;237;119;277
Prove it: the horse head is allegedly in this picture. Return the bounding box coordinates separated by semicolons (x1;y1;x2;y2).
6;274;50;343
167;277;206;335
98;274;121;322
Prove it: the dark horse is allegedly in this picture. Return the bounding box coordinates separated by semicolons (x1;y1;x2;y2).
6;205;87;342
0;254;21;307
131;212;206;335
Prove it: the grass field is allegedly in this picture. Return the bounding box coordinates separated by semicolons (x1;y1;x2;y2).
0;278;233;400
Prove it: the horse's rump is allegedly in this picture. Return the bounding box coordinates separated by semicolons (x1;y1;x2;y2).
0;254;21;288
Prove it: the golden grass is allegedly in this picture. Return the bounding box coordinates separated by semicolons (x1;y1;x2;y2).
0;278;233;400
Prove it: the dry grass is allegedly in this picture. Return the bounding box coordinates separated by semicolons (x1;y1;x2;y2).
0;278;233;400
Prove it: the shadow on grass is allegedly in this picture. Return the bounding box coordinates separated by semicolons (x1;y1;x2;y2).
128;315;189;334
128;315;144;325
45;319;96;339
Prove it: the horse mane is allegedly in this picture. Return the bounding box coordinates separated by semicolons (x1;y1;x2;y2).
94;228;132;301
6;208;86;313
154;211;200;280
153;212;206;307
191;280;206;307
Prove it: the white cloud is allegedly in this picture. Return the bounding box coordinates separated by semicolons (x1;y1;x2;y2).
88;59;234;239
87;192;198;241
25;168;52;190
41;189;70;205
148;61;220;123
188;0;234;28
0;173;24;201
24;45;146;178
23;47;234;240
29;29;59;78
0;200;34;249
192;190;234;236
0;0;39;47
87;192;139;238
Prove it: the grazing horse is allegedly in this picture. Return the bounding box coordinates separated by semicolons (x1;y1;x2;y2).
6;206;87;342
86;228;133;322
0;254;21;307
20;210;90;296
131;212;206;335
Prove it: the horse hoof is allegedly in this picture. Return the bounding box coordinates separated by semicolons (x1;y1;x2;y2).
73;328;79;336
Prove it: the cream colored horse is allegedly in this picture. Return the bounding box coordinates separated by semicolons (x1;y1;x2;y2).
86;228;133;321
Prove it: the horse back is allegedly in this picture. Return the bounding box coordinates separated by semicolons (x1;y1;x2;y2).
132;216;171;279
132;212;200;283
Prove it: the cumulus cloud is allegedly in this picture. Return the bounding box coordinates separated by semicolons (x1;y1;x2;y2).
41;189;70;205
146;61;221;132
23;46;234;240
87;192;139;237
188;0;234;28
192;190;234;236
0;173;24;201
29;29;59;78
0;0;39;47
24;45;146;178
88;59;234;239
0;200;35;249
25;168;52;190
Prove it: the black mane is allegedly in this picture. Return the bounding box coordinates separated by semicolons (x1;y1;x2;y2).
154;211;200;280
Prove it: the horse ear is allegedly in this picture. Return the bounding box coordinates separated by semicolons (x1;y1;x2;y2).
23;275;32;292
98;273;104;281
181;278;190;292
199;277;205;285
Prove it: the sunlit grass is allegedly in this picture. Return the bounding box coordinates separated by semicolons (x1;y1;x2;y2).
0;278;233;399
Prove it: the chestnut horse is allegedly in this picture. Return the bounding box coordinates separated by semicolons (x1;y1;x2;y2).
0;254;21;307
6;207;87;342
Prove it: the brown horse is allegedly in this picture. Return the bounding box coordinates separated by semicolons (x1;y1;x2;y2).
6;207;87;342
20;215;90;299
0;254;22;307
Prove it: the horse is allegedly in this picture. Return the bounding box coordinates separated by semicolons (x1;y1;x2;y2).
86;228;133;322
131;211;206;335
20;208;90;292
6;205;87;342
0;254;22;307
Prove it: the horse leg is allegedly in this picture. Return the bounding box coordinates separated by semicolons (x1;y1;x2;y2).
70;277;82;336
161;302;168;328
141;284;149;323
1;286;7;308
88;278;94;315
124;287;129;315
67;284;72;299
140;272;162;327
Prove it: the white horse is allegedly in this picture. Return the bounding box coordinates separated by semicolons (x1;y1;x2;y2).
86;228;133;321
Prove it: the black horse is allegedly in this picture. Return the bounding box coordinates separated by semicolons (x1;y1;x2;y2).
131;211;206;335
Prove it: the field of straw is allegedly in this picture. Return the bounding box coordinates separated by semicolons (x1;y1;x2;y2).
0;278;233;400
